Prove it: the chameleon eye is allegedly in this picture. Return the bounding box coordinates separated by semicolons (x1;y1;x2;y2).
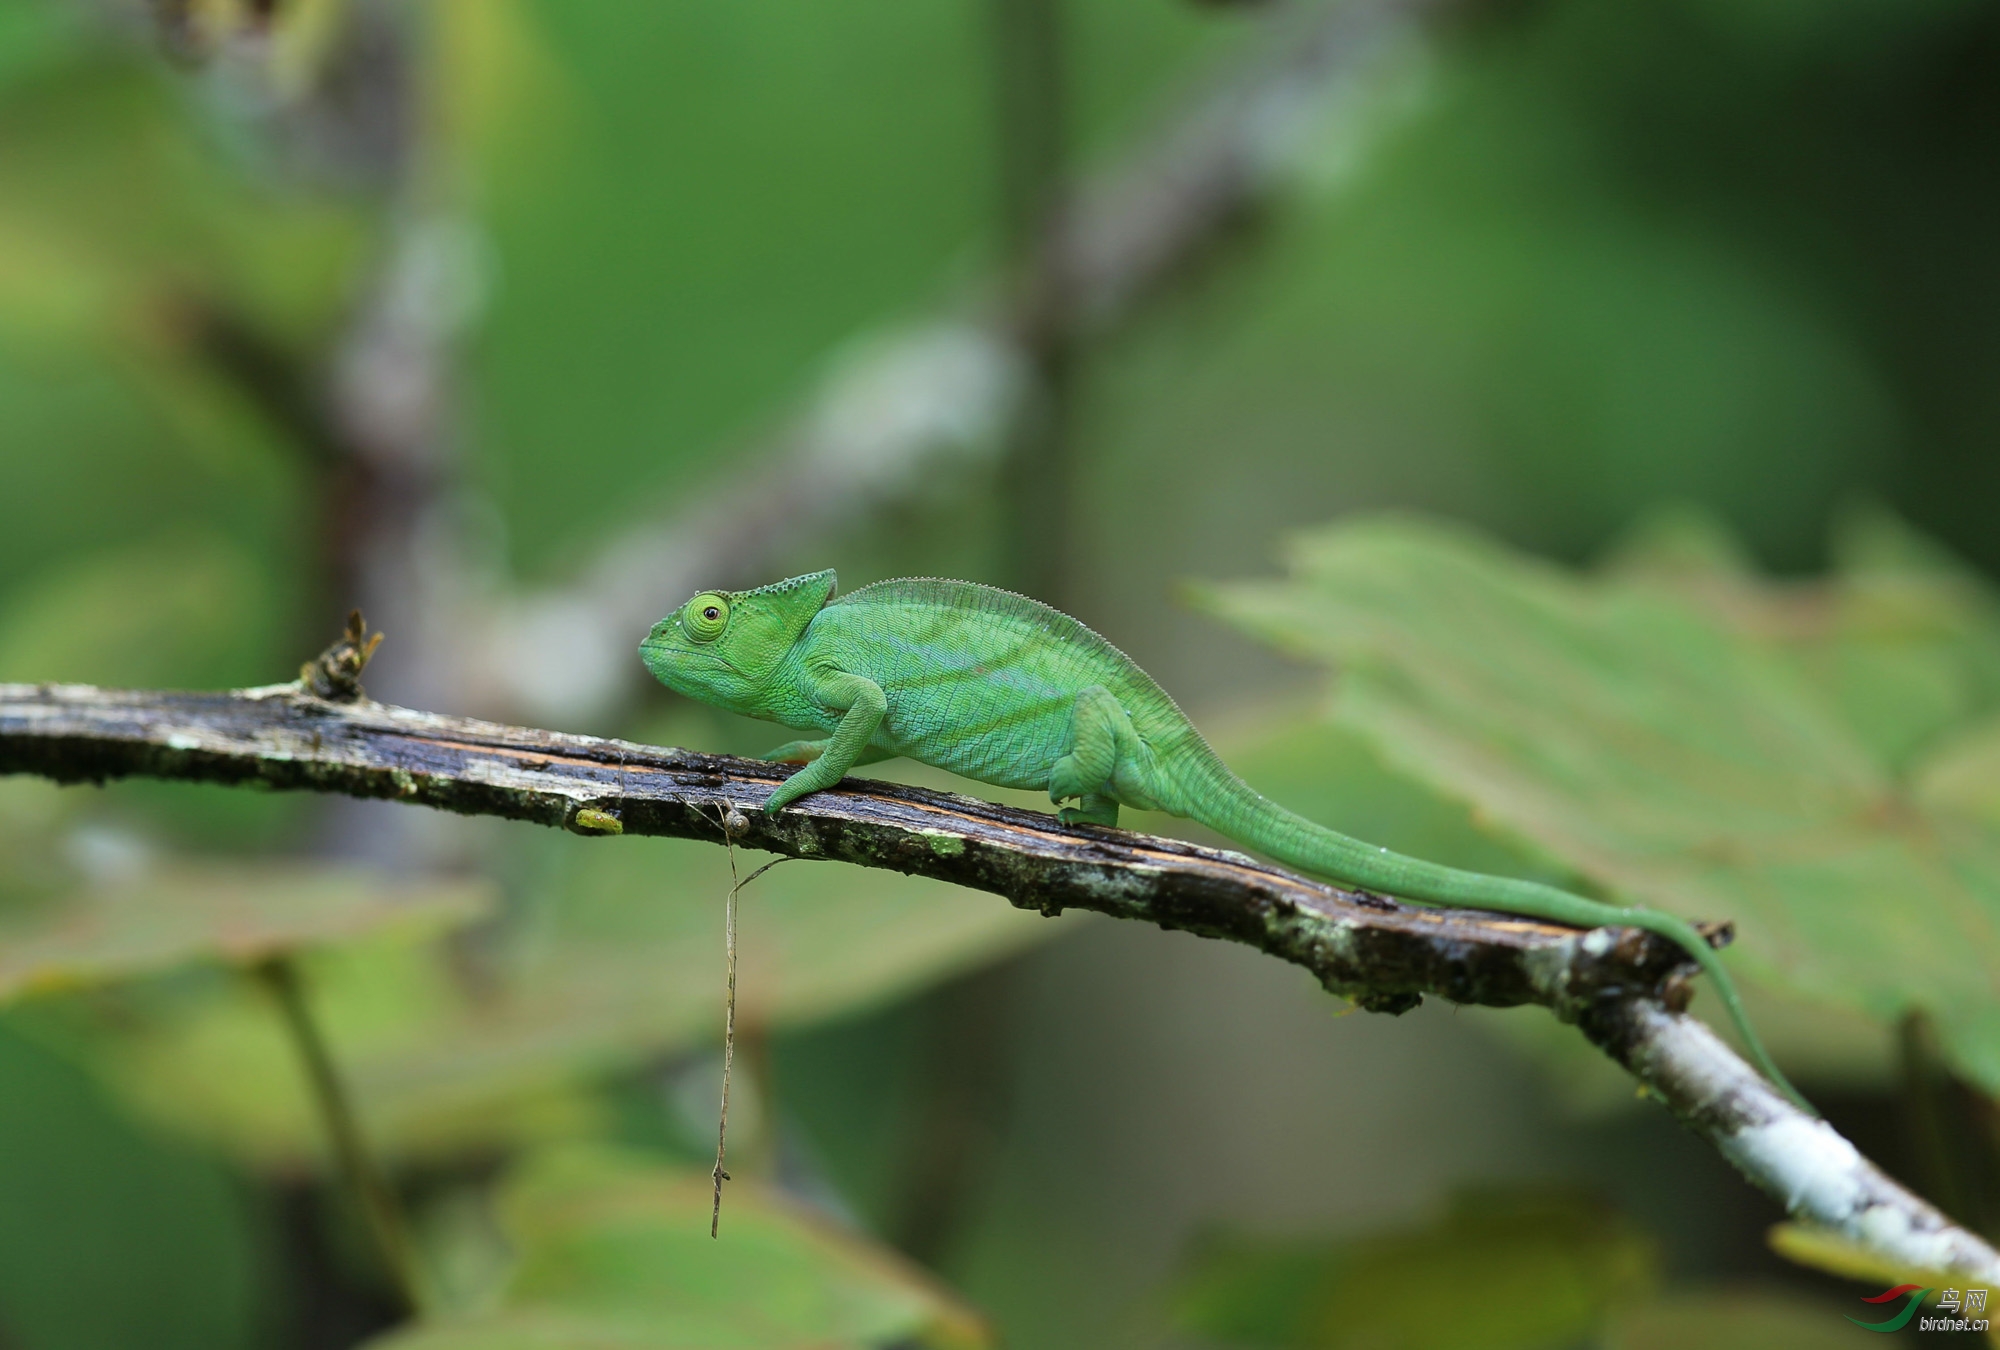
684;593;729;642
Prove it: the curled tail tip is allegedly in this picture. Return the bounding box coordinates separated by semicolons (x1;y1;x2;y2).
1638;912;1817;1116
1706;985;1818;1116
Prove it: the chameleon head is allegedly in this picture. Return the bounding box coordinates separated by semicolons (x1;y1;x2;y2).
638;569;837;710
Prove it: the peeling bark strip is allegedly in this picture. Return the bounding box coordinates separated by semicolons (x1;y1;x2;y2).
3;680;1996;1279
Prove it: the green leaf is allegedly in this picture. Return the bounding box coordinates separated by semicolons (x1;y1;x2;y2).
1766;1221;1963;1290
0;861;492;1003
1463;977;1897;1118
92;819;1054;1165
364;1146;988;1350
0;0;80;93
464;0;1233;576
1194;515;2000;1089
0;50;364;349
0;40;361;626
1168;1187;1657;1349
1605;1288;1895;1350
0;1019;267;1350
1209;715;1573;887
515;801;1057;1033
95;932;606;1168
1611;505;2000;770
358;1311;659;1350
1915;714;2000;829
0;528;278;689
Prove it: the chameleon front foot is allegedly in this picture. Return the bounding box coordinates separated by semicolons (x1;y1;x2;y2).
762;780;805;813
764;740;898;768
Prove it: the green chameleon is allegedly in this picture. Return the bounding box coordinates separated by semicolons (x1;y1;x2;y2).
640;569;1809;1112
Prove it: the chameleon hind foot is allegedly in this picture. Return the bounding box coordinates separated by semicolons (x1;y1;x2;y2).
1049;685;1126;802
1059;795;1120;827
1051;686;1138;828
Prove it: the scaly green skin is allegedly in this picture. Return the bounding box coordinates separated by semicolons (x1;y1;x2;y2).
641;570;1812;1112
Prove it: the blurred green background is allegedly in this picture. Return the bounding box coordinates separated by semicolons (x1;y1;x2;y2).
2;0;1998;1345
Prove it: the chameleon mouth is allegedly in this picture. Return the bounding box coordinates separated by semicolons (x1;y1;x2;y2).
638;640;743;677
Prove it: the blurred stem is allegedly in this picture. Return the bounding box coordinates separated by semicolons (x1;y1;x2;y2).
738;1020;779;1173
254;956;430;1318
1897;1013;1985;1235
987;0;1076;606
890;959;1020;1268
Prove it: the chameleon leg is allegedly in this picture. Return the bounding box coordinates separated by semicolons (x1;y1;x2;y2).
764;738;896;767
1063;794;1120;827
765;671;888;813
1050;685;1128;826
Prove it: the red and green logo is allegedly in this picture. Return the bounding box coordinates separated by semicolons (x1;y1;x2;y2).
1847;1284;1931;1333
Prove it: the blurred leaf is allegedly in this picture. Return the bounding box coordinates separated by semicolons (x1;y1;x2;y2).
1802;509;1997;768
469;0;1234;575
98;932;607;1167
95;822;1054;1165
1916;716;2000;829
1201;686;1892;1104
433;0;578;193
364;1146;988;1350
0;1019;266;1350
1613;504;2000;770
1194;515;2000;1088
1604;1287;1890;1350
1210;714;1575;887
0;527;304;853
1169;1188;1657;1349
1766;1221;1965;1289
0;40;357;622
0;861;491;1002
359;1311;657;1349
0;209;122;344
0;50;364;349
1465;978;1897;1117
518;809;1057;1033
0;528;277;689
1602;504;1764;585
0;0;80;92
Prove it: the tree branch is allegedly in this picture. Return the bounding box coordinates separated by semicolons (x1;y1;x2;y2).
3;679;1995;1281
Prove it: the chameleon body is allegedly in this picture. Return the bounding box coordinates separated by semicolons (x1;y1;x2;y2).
640;569;1809;1111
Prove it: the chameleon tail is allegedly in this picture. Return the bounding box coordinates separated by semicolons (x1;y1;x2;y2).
1177;752;1814;1115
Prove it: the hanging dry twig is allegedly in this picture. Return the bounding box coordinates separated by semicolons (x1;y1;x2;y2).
703;802;791;1237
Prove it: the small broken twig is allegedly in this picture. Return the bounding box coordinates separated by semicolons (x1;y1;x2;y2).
300;610;385;702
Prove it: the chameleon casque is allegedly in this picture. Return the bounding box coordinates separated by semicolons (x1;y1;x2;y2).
640;569;1809;1111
